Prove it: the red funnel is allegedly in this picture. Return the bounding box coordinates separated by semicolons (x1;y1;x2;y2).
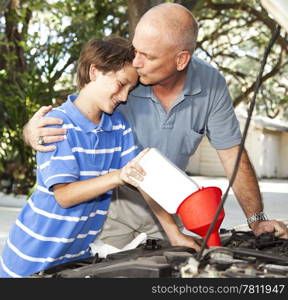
176;186;224;247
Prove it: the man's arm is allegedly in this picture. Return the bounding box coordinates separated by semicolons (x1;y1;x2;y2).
218;145;263;217
23;106;66;152
217;145;288;238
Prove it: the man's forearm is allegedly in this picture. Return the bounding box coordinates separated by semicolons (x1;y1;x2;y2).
231;154;263;218
23;122;31;146
218;146;263;218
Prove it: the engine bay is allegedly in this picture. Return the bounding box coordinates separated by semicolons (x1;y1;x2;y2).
29;227;288;278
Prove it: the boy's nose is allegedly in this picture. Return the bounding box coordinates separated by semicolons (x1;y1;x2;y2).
117;90;129;102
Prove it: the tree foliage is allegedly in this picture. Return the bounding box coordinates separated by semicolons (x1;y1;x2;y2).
192;0;288;117
0;0;128;194
0;0;287;194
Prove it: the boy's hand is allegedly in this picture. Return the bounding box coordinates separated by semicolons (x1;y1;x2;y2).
23;105;67;152
119;148;150;187
169;231;202;251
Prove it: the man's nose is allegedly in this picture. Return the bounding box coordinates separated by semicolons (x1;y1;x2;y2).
133;53;143;68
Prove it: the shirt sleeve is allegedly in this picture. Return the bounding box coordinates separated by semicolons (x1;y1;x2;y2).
118;116;140;168
206;75;242;149
37;132;80;191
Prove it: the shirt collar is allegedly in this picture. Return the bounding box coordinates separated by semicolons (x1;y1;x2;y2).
129;83;151;98
64;94;113;133
182;57;202;96
129;56;202;99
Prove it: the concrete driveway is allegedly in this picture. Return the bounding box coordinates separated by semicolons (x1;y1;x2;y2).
0;176;287;254
0;193;26;254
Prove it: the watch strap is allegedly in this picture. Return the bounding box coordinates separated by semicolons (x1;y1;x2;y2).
247;211;268;228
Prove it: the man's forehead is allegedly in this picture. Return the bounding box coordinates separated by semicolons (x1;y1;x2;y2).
132;37;156;55
132;28;168;56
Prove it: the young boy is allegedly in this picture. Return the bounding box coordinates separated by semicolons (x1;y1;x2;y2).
0;36;147;277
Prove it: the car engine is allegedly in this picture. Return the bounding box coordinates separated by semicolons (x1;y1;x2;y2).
28;224;288;278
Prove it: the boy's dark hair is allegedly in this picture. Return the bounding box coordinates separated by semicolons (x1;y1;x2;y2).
76;35;135;89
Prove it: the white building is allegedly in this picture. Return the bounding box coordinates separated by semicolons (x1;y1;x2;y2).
186;112;288;179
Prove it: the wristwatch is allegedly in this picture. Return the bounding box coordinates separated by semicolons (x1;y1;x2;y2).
247;211;268;228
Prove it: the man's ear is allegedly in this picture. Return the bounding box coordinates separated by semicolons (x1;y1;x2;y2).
176;51;191;71
89;64;97;81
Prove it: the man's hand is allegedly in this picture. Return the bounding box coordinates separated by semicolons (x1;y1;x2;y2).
23;105;67;152
251;220;288;239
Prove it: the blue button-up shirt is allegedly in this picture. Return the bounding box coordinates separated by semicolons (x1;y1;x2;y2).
117;56;242;170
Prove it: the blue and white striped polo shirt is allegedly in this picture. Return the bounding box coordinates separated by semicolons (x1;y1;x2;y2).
0;95;138;278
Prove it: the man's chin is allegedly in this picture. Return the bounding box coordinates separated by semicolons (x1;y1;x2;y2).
139;76;153;86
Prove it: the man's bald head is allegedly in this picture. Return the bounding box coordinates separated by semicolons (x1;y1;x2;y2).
136;3;198;54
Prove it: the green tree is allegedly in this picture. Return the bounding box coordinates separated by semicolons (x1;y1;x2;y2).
0;0;128;194
192;0;288;117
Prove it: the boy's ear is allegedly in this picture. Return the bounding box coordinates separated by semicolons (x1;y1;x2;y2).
89;64;97;81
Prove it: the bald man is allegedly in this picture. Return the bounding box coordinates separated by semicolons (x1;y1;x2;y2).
23;3;288;250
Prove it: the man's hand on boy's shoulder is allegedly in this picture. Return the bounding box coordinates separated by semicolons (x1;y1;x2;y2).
23;105;67;152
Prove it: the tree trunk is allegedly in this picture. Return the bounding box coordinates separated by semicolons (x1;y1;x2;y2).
175;0;201;10
127;0;163;39
4;0;28;73
0;0;11;15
